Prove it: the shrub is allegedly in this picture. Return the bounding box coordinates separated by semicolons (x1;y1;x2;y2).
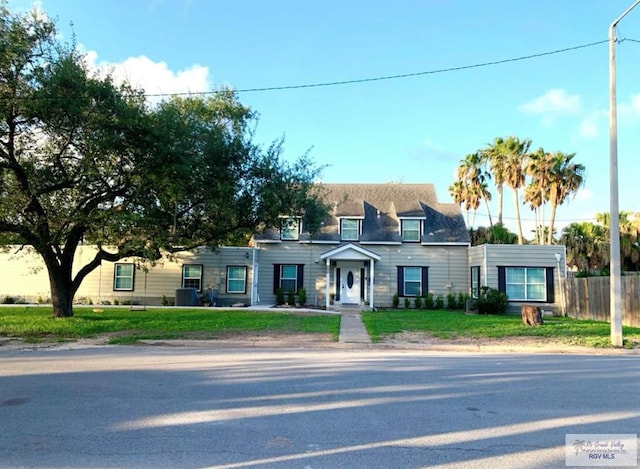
3;296;16;304
297;287;307;306
473;287;508;315
276;288;285;305
404;297;411;309
392;293;399;309
414;296;422;310
161;295;169;306
287;290;295;305
457;292;467;310
434;295;444;309
423;292;434;309
446;293;456;309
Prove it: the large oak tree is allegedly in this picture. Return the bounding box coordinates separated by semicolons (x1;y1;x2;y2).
0;5;325;317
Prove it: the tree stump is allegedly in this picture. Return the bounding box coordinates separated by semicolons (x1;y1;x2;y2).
521;304;544;326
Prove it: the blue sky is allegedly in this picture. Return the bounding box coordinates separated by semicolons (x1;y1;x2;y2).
11;0;640;238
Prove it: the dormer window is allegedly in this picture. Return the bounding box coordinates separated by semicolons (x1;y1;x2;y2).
340;218;360;241
280;217;300;240
401;219;421;242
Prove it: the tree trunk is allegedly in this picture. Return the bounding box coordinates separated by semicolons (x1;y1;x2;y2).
496;185;503;225
521;304;544;326
547;199;558;245
47;263;76;318
513;189;524;245
483;198;493;226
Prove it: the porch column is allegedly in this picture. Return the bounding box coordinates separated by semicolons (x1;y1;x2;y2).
369;259;375;309
325;258;331;309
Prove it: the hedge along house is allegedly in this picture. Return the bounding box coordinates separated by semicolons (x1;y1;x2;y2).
0;183;567;312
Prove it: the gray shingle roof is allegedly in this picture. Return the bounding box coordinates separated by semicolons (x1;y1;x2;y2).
254;183;470;244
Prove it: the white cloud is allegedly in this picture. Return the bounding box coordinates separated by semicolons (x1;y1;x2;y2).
83;49;211;104
618;93;640;119
578;114;599;139
519;89;582;126
574;187;593;202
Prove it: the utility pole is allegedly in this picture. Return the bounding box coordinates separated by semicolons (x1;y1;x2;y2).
609;0;640;347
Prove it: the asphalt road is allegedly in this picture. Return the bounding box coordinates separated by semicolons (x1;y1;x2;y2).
0;345;639;469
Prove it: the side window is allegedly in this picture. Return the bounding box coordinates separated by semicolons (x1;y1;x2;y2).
182;264;203;291
113;263;135;291
340;219;359;241
226;266;247;294
470;266;481;298
401;219;421;242
280;218;300;240
396;266;429;297
273;264;304;294
498;266;553;302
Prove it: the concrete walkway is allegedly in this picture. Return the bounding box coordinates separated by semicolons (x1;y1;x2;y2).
338;311;371;344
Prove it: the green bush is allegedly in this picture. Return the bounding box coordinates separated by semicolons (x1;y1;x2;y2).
423;292;434;309
434;295;444;309
457;292;467;310
297;287;307;306
404;297;410;309
392;293;399;308
414;296;422;310
276;288;285;305
446;293;456;309
473;287;508;315
287;290;295;305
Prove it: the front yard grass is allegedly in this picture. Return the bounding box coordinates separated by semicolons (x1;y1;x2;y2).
0;307;341;344
361;309;640;348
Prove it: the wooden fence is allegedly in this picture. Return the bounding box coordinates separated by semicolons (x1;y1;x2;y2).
563;275;640;327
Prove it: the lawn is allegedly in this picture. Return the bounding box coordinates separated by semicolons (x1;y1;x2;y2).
0;306;341;344
361;309;640;348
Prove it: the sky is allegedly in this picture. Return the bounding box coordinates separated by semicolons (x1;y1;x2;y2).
9;0;640;239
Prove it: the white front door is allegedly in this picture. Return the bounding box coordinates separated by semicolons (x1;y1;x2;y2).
339;263;361;304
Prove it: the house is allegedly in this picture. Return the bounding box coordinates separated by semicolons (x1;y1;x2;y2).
0;183;566;312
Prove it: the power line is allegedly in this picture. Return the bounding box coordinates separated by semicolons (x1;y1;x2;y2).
145;39;610;97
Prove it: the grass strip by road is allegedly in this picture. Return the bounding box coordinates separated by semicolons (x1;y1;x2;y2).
361;309;640;348
0;307;341;344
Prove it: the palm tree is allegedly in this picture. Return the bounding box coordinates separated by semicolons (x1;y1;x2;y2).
482;138;508;225
525;148;554;244
500;136;531;244
546;152;585;244
561;222;608;272
456;152;493;226
449;180;471;226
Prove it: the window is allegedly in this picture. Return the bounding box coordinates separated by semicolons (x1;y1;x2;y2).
182;264;203;291
470;266;481;298
498;266;554;302
340;219;359;240
280;218;300;240
280;265;298;293
273;264;304;294
113;263;134;291
397;266;429;297
226;266;247;294
401;219;421;241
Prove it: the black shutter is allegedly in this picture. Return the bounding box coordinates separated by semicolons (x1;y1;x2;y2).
360;268;365;300
497;267;506;293
545;267;555;303
335;268;341;301
397;266;404;296
421;267;429;296
273;264;280;294
297;264;304;291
